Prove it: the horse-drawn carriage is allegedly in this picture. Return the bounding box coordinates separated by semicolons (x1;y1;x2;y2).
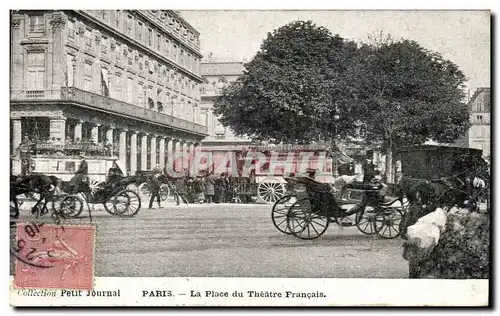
397;145;490;237
10;161;142;221
271;176;406;239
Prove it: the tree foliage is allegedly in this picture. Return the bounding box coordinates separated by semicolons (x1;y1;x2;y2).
213;21;471;172
351;39;471;150
213;21;359;144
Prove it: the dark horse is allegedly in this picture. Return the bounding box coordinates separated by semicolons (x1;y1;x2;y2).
10;174;57;219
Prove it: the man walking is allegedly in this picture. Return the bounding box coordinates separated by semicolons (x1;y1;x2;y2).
148;166;162;209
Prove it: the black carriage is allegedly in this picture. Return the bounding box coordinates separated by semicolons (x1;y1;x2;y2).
398;145;490;237
271;176;405;240
398;145;489;210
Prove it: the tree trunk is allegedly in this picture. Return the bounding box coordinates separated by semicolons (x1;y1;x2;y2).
385;147;394;184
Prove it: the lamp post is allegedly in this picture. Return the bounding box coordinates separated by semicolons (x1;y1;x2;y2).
333;113;340;178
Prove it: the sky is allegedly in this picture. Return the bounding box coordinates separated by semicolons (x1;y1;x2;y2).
180;10;490;93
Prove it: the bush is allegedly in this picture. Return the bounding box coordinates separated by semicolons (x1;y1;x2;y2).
405;210;490;279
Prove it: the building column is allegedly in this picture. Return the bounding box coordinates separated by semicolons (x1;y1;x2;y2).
74;121;83;142
119;129;127;169
130;132;137;175
49;118;66;141
173;139;182;172
150;135;157;168
12;119;22;152
182;141;189;170
158;137;166;168
188;142;195;175
141;134;148;171
166;137;174;171
106;127;114;146
11;118;22;175
91;124;100;144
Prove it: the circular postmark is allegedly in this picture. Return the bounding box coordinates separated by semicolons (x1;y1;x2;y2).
10;209;68;269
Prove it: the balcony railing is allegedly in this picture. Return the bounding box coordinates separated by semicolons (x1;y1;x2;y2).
11;89;61;100
60;87;207;135
11;88;208;135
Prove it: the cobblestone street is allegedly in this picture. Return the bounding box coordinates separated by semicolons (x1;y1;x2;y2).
11;202;408;278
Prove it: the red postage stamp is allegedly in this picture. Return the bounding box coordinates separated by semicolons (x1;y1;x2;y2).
13;223;95;290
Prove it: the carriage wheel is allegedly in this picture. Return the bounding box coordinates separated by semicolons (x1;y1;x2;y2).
287;198;329;240
356;206;378;235
59;195;84;218
159;184;170;201
257;178;286;204
374;209;404;239
138;182;151;197
271;194;297;234
113;190;141;217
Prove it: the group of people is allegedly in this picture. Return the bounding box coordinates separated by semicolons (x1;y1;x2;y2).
146;168;242;209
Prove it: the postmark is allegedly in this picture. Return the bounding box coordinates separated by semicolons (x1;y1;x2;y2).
13;223;95;290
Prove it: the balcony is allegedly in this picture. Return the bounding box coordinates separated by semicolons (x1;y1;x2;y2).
60;87;207;135
11;88;208;135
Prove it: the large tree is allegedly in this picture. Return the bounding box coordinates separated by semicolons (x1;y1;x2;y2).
350;38;471;182
213;20;359;144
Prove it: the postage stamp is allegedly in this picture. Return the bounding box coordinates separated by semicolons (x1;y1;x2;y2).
13;223;95;291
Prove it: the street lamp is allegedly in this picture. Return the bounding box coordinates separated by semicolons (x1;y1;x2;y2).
333;113;340;178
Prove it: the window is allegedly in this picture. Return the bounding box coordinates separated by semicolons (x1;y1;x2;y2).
148;28;153;46
126;15;133;35
157;34;161;51
66;54;74;87
114;10;121;28
67;20;75;39
84;62;92;91
29;15;45;34
26;52;46;90
173;45;178;62
114;74;123;99
136;22;143;41
477;102;483;112
477;115;483;122
84;29;92;50
180;49;184;65
137;84;144;106
102;10;108;21
101;37;108;57
126;77;134;103
165;39;170;56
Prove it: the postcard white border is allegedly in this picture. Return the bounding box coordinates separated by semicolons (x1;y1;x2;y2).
9;277;489;306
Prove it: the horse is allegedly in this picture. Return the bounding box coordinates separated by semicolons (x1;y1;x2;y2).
10;174;58;218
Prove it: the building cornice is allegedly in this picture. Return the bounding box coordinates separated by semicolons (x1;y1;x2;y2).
71;10;204;83
134;10;203;58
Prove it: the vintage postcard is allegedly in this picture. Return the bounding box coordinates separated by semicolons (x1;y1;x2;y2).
8;8;490;307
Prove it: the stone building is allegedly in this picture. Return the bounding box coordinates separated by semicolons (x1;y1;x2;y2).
455;87;491;160
10;10;207;178
200;61;252;152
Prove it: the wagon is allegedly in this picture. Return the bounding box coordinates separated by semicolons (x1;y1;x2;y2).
204;142;351;204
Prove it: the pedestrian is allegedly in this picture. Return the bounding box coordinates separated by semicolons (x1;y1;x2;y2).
363;159;376;183
148;167;162;209
175;170;189;206
204;171;215;203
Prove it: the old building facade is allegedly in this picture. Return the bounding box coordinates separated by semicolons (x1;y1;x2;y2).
200;61;251;152
455;87;491;160
10;10;207;178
